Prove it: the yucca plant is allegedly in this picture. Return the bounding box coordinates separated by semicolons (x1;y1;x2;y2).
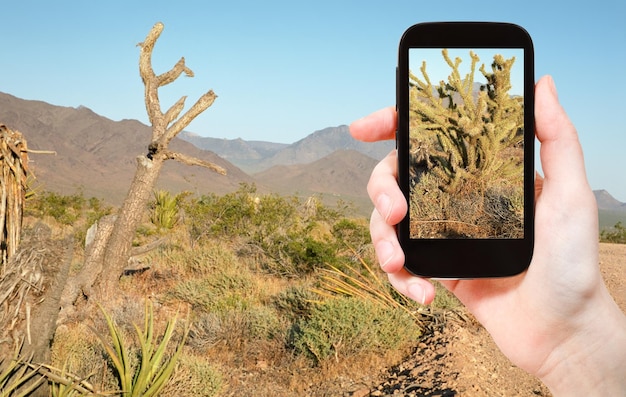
0;341;43;397
36;361;103;397
93;301;188;397
150;190;179;230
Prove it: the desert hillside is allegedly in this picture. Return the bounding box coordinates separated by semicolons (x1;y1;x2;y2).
0;92;253;204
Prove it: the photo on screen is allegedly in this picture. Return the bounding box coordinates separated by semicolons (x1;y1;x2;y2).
408;48;525;239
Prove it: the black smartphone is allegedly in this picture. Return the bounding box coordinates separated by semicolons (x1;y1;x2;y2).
396;22;535;278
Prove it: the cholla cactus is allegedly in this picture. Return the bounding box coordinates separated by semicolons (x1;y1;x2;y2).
409;49;523;193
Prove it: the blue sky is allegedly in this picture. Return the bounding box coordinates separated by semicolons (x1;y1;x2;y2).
1;1;625;200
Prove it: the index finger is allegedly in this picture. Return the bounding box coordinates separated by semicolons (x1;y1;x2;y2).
349;106;397;142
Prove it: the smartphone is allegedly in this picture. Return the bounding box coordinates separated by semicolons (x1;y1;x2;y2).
396;22;534;278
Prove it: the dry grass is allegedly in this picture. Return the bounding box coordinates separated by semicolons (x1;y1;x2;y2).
16;188;441;396
410;172;523;238
50;323;118;394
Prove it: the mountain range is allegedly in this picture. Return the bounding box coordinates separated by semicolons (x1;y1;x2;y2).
179;126;392;174
0;91;624;219
0;92;392;213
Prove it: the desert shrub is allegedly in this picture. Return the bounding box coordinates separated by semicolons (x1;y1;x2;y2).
25;190;111;226
331;218;370;249
600;221;626;244
160;354;222;397
181;184;367;277
25;191;85;225
242;305;284;340
272;285;317;320
163;241;238;276
187;312;222;349
188;306;284;350
25;190;112;246
164;241;255;311
170;274;254;313
431;281;461;311
51;323;118;392
181;184;259;241
281;235;339;273
288;296;420;364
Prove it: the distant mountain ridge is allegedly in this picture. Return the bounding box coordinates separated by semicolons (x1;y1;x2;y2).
0;91;388;211
255;149;377;197
594;190;626;212
180;126;393;173
2;90;623;220
179;132;289;172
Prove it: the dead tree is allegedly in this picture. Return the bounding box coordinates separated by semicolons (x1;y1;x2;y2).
0;124;29;266
59;22;225;318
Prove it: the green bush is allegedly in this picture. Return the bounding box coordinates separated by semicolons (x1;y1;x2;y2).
288;296;420;364
181;184;259;240
331;218;371;249
283;235;338;273
601;221;626;244
181;184;368;277
167;244;259;313
272;285;317;320
25;190;112;244
26;191;86;225
170;273;254;313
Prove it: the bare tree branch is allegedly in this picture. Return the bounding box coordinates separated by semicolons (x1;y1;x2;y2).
156;57;194;86
139;22;216;144
138;22;164;127
163;96;187;127
164;90;217;141
163;150;227;175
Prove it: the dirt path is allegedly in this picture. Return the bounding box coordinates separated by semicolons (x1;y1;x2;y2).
355;243;625;397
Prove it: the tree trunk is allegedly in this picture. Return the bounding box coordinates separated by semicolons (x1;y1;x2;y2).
98;155;164;296
58;22;223;320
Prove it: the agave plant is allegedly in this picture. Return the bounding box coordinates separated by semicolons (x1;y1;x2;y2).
150;190;179;230
93;301;188;397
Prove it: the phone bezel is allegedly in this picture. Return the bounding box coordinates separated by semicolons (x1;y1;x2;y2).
396;22;535;278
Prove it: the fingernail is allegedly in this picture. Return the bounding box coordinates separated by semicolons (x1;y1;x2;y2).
376;193;392;222
408;283;427;305
376;240;395;271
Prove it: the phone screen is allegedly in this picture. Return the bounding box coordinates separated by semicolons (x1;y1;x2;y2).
397;22;534;278
407;47;525;240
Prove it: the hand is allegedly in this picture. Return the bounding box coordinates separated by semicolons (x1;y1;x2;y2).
350;76;626;395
